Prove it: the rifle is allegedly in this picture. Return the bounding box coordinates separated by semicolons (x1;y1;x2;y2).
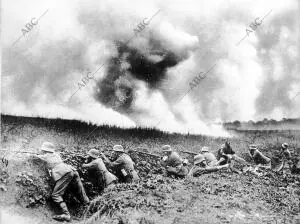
0;149;38;154
129;149;161;159
181;150;198;156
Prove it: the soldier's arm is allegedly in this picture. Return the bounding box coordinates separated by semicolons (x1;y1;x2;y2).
192;167;206;177
82;160;96;169
204;166;219;173
257;151;271;162
32;154;52;177
100;153;111;164
216;157;226;165
33;153;47;161
189;164;212;178
110;156;124;168
285;151;293;167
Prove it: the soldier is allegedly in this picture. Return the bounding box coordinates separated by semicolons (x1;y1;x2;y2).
82;149;117;191
101;145;139;183
248;144;271;169
217;142;247;166
190;154;229;177
276;143;293;173
34;142;89;222
161;145;188;178
200;146;219;167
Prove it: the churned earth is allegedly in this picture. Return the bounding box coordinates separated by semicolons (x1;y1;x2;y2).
1;115;300;224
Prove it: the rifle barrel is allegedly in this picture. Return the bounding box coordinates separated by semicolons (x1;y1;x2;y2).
130;150;160;158
18;151;37;154
0;149;38;154
181;151;198;155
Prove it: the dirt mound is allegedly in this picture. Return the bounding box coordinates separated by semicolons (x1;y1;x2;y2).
82;170;300;224
15;170;50;207
84;177;173;224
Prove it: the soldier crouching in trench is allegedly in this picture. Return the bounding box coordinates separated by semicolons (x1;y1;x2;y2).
33;142;89;222
101;145;140;183
160;145;189;178
82;149;118;191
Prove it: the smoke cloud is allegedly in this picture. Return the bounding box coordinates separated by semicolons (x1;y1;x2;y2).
94;39;184;111
1;0;299;136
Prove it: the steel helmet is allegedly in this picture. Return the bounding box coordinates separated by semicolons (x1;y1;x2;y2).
282;143;288;149
162;145;172;152
201;146;210;153
88;149;100;158
249;144;258;150
113;145;124;152
40;142;55;153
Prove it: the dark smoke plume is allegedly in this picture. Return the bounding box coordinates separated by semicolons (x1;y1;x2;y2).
94;41;182;112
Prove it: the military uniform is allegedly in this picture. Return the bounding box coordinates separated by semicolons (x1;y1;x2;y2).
83;158;117;187
276;145;292;172
202;152;218;167
191;154;228;177
36;142;89;222
192;166;219;177
37;152;89;204
162;151;188;177
217;144;247;166
110;153;139;183
217;144;236;165
251;149;271;167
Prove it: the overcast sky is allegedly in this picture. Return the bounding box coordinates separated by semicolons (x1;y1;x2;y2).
1;0;299;136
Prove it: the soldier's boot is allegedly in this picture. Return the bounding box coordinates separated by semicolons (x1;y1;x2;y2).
52;202;71;222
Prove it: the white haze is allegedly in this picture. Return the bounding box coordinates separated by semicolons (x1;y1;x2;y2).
1;0;299;137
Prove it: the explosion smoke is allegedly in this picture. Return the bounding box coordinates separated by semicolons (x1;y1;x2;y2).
95;40;183;112
1;0;299;136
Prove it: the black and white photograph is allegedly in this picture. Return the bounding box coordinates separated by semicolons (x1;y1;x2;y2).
1;0;300;223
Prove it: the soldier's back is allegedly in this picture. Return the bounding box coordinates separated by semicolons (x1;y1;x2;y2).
166;152;182;167
203;152;218;166
120;154;135;171
93;158;108;173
